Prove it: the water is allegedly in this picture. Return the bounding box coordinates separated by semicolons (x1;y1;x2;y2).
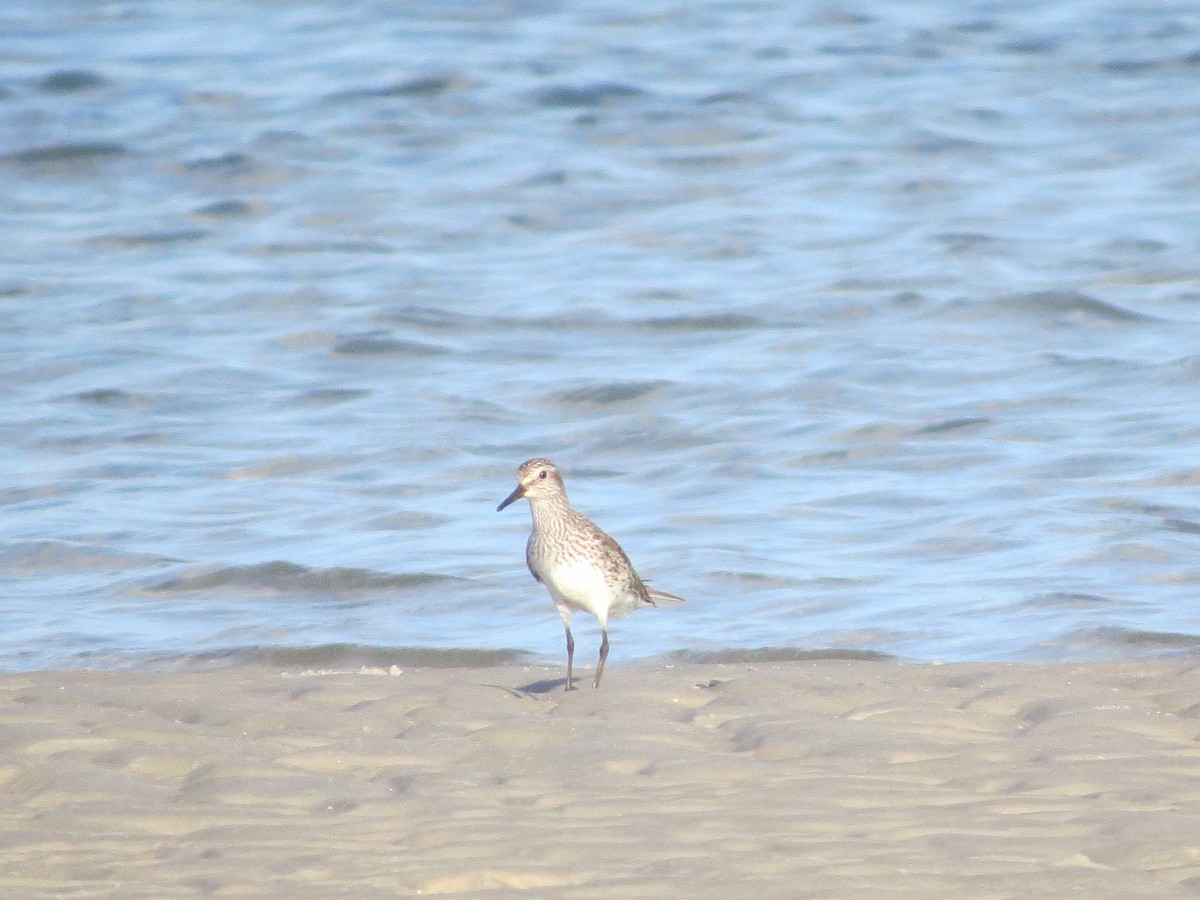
2;0;1199;671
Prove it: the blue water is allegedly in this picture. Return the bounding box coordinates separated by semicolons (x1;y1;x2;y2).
2;0;1199;671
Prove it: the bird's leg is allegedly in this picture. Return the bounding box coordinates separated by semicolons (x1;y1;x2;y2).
593;628;609;689
563;622;577;692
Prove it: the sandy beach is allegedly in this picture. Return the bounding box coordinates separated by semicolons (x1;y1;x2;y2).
2;657;1199;898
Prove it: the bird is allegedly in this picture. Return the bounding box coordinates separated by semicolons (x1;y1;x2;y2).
497;458;684;690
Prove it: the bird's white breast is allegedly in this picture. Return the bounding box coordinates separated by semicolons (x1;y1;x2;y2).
539;556;618;619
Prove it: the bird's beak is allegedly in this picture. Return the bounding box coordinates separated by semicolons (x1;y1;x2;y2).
496;484;525;512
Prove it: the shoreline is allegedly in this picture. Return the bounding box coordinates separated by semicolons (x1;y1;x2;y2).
3;657;1199;897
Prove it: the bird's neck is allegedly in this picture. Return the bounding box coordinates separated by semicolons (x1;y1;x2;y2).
527;493;572;530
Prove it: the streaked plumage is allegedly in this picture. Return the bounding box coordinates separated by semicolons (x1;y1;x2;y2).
497;458;684;690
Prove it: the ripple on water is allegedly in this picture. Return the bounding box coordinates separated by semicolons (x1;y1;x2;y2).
2;142;128;166
1038;627;1200;658
532;83;646;108
0;541;177;574
140;561;462;597
69;644;530;672
552;381;673;408
326;72;470;101
331;334;449;357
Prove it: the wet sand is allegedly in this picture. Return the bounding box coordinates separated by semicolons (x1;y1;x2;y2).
2;658;1199;897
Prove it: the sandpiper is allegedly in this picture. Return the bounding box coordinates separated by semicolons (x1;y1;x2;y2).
497;458;684;690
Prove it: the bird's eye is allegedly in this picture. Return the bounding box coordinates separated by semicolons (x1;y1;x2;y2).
538;470;547;479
